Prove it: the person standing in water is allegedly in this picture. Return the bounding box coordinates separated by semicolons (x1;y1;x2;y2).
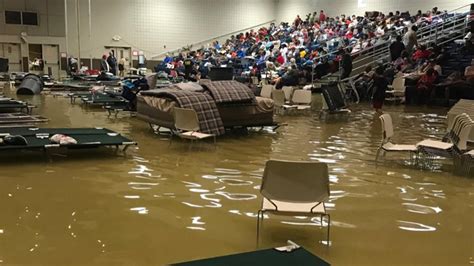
372;67;389;113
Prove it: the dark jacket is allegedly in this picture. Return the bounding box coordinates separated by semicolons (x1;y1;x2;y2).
390;41;406;61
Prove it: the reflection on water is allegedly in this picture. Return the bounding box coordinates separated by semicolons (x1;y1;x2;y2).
0;93;472;265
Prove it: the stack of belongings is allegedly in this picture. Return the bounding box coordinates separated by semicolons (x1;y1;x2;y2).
136;80;274;135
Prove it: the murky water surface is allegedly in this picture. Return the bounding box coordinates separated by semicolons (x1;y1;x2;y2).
0;91;472;265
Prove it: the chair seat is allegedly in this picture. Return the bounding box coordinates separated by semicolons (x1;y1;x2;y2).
417;139;453;150
386;90;405;96
382;142;417;151
296;105;311;110
261;198;326;214
179;131;214;139
282;104;297;109
465;150;474;157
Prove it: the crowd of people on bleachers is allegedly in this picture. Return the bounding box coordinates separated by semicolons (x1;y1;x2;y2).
355;18;474;111
155;6;458;88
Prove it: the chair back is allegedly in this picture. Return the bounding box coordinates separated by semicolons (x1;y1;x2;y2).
261;160;329;203
392;77;405;91
272;89;285;107
282;86;294;101
454;120;474;150
251;76;259;85
379;114;394;142
260;84;273;99
173;107;200;132
443;113;469;142
292;89;312;105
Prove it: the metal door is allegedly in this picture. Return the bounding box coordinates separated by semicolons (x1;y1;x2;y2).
2;43;21;72
42;44;60;78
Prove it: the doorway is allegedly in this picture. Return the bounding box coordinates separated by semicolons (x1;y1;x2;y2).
106;46;131;72
42;44;60;78
1;43;22;72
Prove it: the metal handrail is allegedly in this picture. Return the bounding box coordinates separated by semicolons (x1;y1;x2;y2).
416;4;471;34
151;20;276;59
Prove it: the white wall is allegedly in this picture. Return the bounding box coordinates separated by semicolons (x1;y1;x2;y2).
275;0;321;23
276;0;473;23
66;0;276;60
321;0;472;18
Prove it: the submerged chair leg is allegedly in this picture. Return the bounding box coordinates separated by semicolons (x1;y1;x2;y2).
256;210;262;247
375;147;382;165
326;214;331;244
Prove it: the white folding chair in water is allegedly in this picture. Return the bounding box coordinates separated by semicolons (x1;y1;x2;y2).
281;86;294;102
171;107;216;148
272;89;295;115
260;84;273;99
257;160;331;244
459;150;474;176
376;114;417;164
291;89;312;111
385;77;406;102
416;114;473;165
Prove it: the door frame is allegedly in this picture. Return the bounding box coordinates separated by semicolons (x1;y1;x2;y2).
40;43;60;78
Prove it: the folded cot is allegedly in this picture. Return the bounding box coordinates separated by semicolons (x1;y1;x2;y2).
0;127;136;152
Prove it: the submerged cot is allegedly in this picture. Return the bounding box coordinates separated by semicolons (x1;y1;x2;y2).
80;93;128;106
0;98;35;114
0;127;136;152
172;244;330;266
0;113;48;125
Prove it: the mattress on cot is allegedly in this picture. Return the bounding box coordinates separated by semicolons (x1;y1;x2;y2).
0;127;136;150
136;95;274;128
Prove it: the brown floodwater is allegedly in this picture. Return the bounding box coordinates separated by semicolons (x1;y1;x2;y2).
0;90;472;265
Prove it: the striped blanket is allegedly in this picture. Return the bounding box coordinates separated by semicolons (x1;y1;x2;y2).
201;80;255;104
141;89;225;136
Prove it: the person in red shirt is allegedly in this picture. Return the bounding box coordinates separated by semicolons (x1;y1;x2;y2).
276;53;285;66
345;29;354;39
319;10;326;22
412;45;432;62
416;68;438;104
